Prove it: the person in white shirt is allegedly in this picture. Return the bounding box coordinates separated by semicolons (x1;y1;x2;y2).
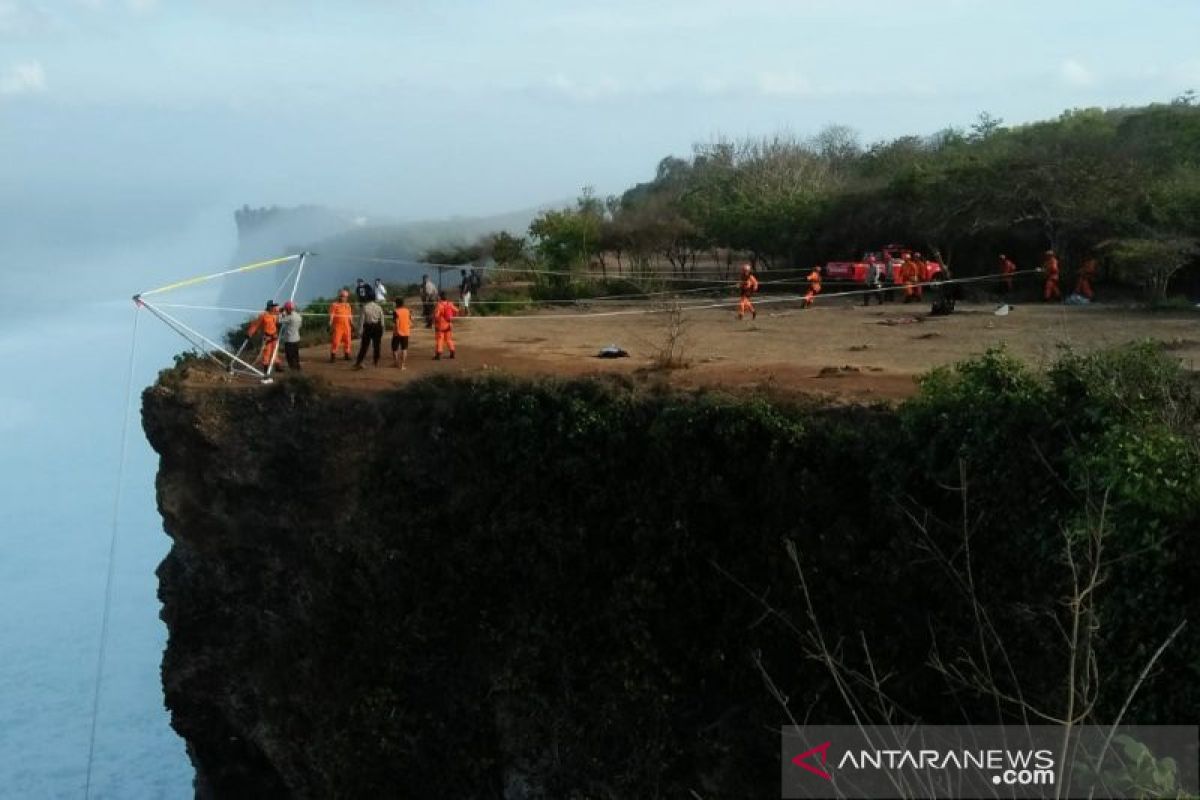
374;278;387;302
279;301;304;370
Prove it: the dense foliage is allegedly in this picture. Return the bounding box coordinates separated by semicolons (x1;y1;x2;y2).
495;102;1200;299
152;343;1199;797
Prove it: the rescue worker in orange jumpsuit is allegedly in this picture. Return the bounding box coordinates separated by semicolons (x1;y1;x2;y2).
737;263;759;320
900;257;922;303
999;254;1016;294
433;291;459;360
802;265;822;308
328;289;354;362
1042;250;1061;301
1075;257;1097;300
247;300;284;370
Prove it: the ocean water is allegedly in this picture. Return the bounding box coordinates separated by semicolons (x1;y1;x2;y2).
0;221;251;799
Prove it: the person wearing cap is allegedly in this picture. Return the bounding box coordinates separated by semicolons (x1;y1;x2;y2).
279;300;304;370
1041;250;1061;301
353;296;385;370
328;289;354;362
736;263;758;320
247;300;284;371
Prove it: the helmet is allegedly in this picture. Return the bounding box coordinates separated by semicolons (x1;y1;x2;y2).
283;301;295;311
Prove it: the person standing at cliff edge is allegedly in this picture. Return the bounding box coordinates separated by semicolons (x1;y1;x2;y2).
279;300;304;370
353;297;384;370
247;300;284;371
391;297;412;369
374;277;387;302
433;291;459;360
328;289;353;362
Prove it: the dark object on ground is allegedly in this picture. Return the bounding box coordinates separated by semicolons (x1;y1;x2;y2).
597;344;629;358
930;272;957;316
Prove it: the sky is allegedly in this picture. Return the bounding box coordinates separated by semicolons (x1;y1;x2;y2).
3;0;1200;241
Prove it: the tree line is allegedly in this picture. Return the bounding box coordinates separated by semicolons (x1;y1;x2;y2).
428;97;1200;300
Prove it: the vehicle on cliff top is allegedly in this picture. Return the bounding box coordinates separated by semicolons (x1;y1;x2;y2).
824;244;944;284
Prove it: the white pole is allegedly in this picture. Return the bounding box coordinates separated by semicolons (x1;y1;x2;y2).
288;252;308;303
139;298;266;378
265;252;308;381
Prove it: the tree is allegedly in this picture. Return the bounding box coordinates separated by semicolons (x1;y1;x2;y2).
423;242;484;265
528;199;605;285
490;231;527;267
1099;237;1197;302
969;111;1005;141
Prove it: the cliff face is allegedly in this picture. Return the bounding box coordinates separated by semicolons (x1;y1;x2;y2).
144;374;909;798
143;367;1199;798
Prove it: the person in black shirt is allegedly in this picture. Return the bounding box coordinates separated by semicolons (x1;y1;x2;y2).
354;278;373;304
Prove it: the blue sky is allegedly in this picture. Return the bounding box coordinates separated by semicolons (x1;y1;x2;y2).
3;0;1200;234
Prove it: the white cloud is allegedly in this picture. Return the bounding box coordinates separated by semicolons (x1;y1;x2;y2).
72;0;159;12
0;395;35;431
0;0;50;36
756;70;813;98
0;60;46;95
540;73;625;101
1059;58;1095;88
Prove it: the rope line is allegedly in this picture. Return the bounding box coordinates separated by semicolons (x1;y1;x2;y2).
138;254;300;298
84;306;141;799
315;252;751;284
150;270;1042;323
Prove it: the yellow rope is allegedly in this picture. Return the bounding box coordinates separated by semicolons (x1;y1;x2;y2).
138;254;300;298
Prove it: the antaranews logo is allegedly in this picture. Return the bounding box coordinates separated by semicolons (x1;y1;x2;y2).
788;740;1054;789
780;724;1199;799
790;741;832;781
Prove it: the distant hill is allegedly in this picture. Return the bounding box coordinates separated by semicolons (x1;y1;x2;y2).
225;202;553;305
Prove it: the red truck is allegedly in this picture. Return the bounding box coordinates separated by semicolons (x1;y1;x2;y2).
824;244;943;284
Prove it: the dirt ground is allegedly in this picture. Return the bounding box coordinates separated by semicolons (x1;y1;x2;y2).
207;301;1200;402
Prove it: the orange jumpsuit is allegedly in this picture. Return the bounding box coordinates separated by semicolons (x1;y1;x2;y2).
901;259;922;301
737;274;759;319
802;269;822;308
1042;254;1061;301
329;300;353;356
1000;257;1016;292
247;310;283;368
433;299;458;356
1075;258;1096;300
